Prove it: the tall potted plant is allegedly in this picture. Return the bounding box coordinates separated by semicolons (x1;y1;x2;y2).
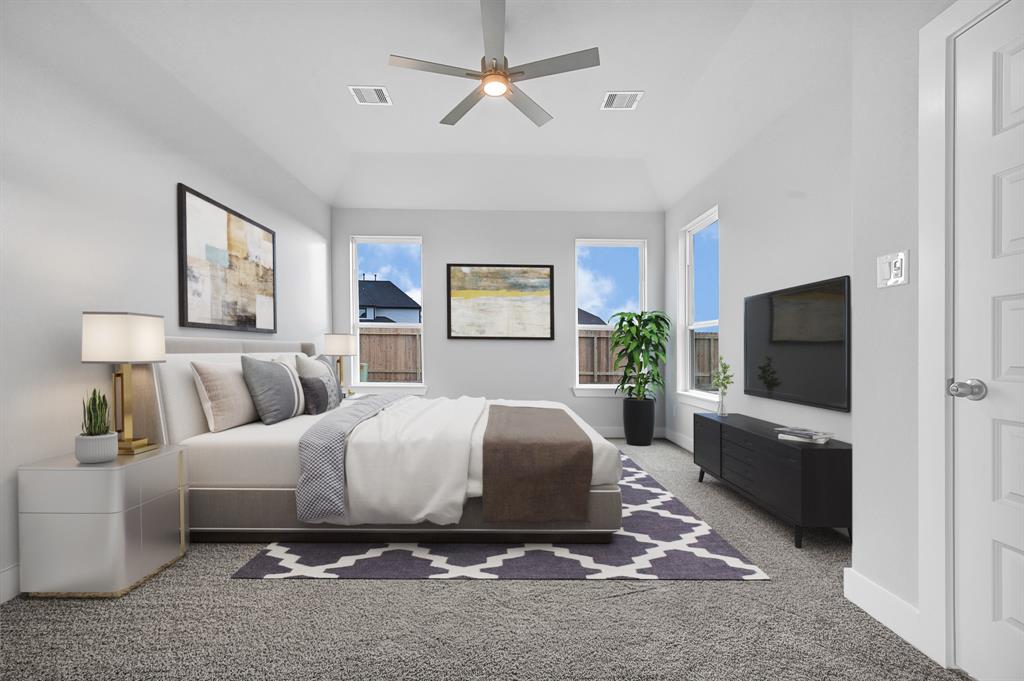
609;310;671;446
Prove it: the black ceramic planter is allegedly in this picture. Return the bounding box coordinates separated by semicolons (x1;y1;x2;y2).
623;398;655;446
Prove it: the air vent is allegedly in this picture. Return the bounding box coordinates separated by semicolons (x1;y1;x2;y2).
349;86;392;106
601;91;644;111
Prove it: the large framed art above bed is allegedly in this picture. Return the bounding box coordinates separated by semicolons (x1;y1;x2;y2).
177;184;277;333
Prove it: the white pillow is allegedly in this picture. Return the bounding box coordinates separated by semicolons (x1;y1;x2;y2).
190;361;259;432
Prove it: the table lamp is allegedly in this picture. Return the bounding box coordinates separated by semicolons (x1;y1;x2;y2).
81;312;166;454
323;333;357;391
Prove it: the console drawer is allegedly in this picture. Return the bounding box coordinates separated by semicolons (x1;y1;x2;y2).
721;443;759;496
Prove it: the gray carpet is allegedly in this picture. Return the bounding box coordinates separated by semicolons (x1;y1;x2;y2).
1;440;964;681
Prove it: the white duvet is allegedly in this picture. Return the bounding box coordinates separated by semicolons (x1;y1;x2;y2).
340;396;622;526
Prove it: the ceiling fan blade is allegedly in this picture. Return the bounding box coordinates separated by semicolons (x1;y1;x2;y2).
440;87;486;125
508;47;600;83
505;84;553;127
388;54;481;79
480;0;506;67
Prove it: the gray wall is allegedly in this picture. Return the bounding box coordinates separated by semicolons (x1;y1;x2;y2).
332;208;665;434
0;4;331;600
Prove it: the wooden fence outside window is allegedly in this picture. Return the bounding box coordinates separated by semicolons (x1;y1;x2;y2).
357;326;422;383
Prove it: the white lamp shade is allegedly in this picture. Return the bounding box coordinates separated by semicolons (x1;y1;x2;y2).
81;312;166;363
323;333;357;356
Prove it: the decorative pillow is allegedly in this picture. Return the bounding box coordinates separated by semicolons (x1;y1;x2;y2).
241;355;305;425
296;354;337;383
190;361;259;433
300;375;341;415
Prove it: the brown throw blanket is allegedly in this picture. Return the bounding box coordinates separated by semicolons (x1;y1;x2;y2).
482;405;593;523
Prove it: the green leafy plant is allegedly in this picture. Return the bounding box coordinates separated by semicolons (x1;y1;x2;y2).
711;357;734;396
609;311;671;399
81;389;111;436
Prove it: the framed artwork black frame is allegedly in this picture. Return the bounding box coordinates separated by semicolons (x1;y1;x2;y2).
446;263;555;340
177;183;278;333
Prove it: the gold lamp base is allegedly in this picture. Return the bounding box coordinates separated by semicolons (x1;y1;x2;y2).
118;437;158;455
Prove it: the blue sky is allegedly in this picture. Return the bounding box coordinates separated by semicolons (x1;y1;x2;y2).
576;245;641;324
356;242;422;304
693;221;719;322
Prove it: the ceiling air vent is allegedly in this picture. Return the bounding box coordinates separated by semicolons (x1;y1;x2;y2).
349;86;392;106
601;91;644;111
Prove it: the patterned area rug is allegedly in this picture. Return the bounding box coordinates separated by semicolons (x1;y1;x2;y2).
233;455;768;581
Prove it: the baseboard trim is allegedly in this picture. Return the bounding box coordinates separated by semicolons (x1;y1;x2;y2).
664;428;692;451
1;563;19;603
594;426;667;439
844;568;929;658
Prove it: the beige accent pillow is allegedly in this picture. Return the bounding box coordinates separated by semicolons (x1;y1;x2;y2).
190;361;259;433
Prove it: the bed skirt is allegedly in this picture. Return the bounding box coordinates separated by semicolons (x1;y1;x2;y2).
188;486;622;544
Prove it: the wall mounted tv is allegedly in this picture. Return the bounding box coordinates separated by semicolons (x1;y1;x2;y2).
743;276;851;412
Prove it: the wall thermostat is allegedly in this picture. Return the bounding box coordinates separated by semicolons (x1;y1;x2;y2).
877;251;909;288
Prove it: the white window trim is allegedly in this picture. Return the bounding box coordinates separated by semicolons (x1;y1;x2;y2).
350;235;426;390
572;238;647;394
677;206;720;403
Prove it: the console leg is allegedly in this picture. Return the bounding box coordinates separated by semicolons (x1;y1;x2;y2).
794;526;803;548
698;470;705;482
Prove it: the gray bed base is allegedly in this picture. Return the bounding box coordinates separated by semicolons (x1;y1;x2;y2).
147;336;624;543
189;485;622;543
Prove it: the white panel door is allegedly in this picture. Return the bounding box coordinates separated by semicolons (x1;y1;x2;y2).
954;1;1024;679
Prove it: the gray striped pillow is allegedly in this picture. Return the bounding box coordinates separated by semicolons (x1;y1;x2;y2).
241;355;305;425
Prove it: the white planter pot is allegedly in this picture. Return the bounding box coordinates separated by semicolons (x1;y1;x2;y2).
75;433;118;464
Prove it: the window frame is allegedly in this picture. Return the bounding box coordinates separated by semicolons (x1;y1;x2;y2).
350;235;426;390
572;238;647;395
677;207;720;400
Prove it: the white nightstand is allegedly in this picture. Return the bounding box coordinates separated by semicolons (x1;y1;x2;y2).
18;446;188;597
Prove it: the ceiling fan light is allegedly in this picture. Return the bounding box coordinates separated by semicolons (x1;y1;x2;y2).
482;73;509;97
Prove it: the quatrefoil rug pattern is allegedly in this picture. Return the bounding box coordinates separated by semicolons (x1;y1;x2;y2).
233;455;768;581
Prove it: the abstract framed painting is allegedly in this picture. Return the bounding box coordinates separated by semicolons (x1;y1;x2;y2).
177;184;277;333
447;264;554;340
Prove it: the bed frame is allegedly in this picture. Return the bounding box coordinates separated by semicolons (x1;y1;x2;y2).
141;337;622;543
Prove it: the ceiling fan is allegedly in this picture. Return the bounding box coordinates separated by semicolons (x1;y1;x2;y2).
388;0;600;127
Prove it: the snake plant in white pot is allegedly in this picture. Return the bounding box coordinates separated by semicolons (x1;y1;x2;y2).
609;311;671;446
75;389;117;464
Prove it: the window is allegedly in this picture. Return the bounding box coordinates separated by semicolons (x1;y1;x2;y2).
352;236;423;384
575;239;646;386
680;209;719;394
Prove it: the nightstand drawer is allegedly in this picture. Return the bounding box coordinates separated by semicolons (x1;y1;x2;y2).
18;468;131;514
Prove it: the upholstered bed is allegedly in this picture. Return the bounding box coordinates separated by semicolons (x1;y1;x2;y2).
151;337;623;542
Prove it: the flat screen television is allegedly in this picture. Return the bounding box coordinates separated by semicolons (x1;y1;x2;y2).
743;276;850;412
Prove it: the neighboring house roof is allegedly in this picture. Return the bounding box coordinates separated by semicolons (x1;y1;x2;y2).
371;315;395;323
358;280;421;310
577;308;606;325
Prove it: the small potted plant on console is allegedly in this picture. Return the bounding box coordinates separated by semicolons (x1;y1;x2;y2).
75;389;117;464
609;310;671;446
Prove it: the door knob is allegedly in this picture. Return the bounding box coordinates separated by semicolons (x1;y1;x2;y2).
948;379;987;400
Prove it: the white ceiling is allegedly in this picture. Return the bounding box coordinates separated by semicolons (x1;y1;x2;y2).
41;1;854;211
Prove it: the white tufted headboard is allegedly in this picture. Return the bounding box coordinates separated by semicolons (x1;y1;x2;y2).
154;337;317;445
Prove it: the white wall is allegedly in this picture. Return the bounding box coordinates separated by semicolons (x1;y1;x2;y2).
664;72;855;450
333;208;664;434
0;2;331;601
662;0;953;658
843;0;955;639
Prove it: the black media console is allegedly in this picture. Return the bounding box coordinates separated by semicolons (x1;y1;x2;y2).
693;412;852;548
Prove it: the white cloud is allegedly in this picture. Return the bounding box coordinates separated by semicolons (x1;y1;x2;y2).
576;266;614;322
406;287;422;304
